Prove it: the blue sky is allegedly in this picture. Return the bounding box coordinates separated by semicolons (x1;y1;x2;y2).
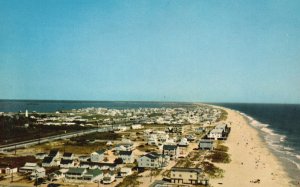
1;0;300;103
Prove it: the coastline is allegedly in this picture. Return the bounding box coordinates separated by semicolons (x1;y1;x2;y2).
209;105;294;187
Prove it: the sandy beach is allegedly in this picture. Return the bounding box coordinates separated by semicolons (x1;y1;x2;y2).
210;106;294;187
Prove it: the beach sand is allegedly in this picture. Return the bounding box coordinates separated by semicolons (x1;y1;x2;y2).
210;107;294;187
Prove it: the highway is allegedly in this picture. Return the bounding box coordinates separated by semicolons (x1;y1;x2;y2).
0;125;114;152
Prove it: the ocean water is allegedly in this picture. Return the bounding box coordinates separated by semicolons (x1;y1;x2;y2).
217;103;300;184
0;100;193;113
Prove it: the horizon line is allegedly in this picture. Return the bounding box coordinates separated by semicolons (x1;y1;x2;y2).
0;98;299;105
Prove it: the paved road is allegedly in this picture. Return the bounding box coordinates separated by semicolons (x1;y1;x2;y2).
0;125;114;152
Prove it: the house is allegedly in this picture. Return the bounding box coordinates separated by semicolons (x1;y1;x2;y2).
78;155;90;162
178;144;188;158
170;167;202;184
82;168;103;183
103;171;116;184
30;167;46;180
90;150;105;162
131;124;143;129
65;167;86;182
49;170;65;181
198;139;215;150
35;152;48;160
49;149;60;159
147;135;158;146
19;162;39;173
60;159;75;168
215;123;228;133
0;164;18;175
42;156;59;167
119;151;134;164
62;152;74;160
118;167;132;177
137;152;169;169
163;145;178;160
80;162;117;171
207;129;224;140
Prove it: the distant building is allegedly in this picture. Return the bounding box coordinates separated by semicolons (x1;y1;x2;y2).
163;145;178;160
91;150;105;162
118;151;134;164
19;163;39;173
30;167;46;180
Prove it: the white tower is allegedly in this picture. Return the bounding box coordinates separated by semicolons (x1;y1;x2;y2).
25;110;28;118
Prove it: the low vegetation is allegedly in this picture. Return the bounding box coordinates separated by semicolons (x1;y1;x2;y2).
136;144;158;152
201;161;224;178
205;143;230;163
217;109;228;122
115;173;142;187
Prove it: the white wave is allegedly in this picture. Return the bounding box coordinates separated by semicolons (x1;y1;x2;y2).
283;147;294;151
281;157;300;170
296;155;300;160
261;127;277;136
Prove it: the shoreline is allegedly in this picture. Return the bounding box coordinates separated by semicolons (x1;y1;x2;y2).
209;105;294;187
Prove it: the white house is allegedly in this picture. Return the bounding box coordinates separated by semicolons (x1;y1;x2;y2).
0;164;18;175
19;163;39;173
118;151;134;164
131;124;143;129
103;171;116;184
119;167;132;177
207;129;224;140
163;145;178;160
30;167;46;180
137;152;169;169
91;150;105;162
35;153;48;160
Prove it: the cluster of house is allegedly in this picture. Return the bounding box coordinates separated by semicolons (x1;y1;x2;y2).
20;105;222;130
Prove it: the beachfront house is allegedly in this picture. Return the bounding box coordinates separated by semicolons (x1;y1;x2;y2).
90;150;105;162
118;150;134;164
163;145;179;160
170;167;203;184
137;152;169;169
215;123;228;133
198;139;215;150
207;129;224;140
